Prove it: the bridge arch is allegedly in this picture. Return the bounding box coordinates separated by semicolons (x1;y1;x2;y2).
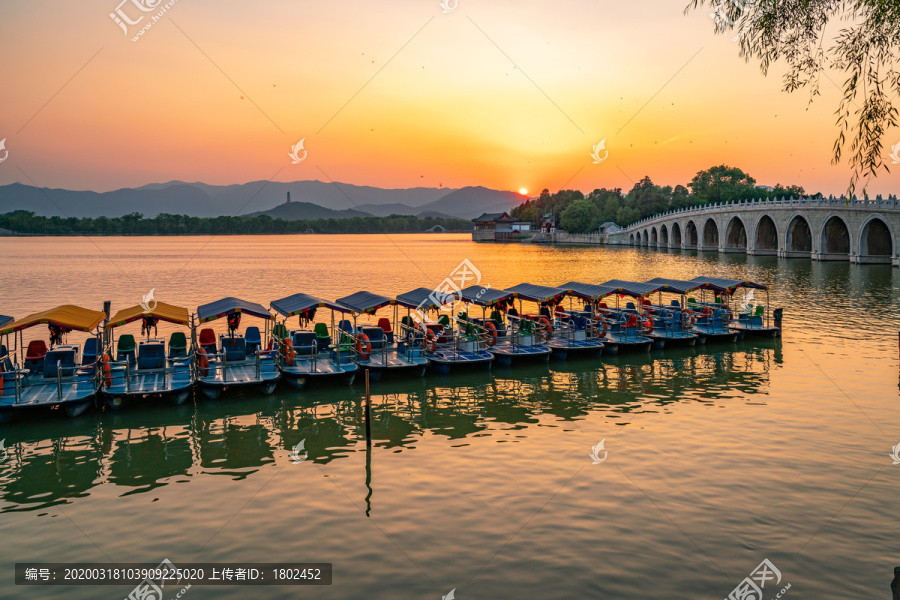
702;218;719;249
685;220;698;247
660;224;669;246
858;214;895;262
786;213;813;253
819;214;851;258
650;227;658;246
629;233;635;246
643;229;649;246
724;216;748;251
755;214;778;252
671;222;681;246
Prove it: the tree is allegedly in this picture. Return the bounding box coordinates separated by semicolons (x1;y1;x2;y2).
686;0;900;195
559;198;601;233
689;165;757;204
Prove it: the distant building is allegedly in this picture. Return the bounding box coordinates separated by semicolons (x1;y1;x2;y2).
472;212;529;242
287;191;292;203
597;222;620;234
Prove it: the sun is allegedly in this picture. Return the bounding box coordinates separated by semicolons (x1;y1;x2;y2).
518;188;528;196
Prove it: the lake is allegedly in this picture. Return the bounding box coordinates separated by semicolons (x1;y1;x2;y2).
0;234;898;599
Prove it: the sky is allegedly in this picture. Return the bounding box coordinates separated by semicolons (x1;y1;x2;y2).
0;0;895;198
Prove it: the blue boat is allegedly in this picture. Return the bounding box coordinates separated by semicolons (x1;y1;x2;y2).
560;282;653;353
335;291;429;380
505;283;604;360
458;285;551;366
689;276;780;339
0;305;105;421
663;277;740;343
101;302;195;409
270;293;358;389
639;278;711;347
395;288;493;374
195;298;281;399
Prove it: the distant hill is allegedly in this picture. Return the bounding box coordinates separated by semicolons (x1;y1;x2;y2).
0;181;521;220
246;202;372;220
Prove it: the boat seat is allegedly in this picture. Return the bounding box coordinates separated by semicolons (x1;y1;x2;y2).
360;326;385;349
687;297;698;305
271;323;289;341
519;319;534;334
400;316;415;329
138;341;166;370
670;300;681;308
116;334;137;364
82;338;100;365
507;307;519;318
292;331;318;356
245;326;262;354
43;348;76;378
168;332;188;358
376;318;394;344
26;340;48;361
625;302;636;310
221;335;247;361
1;355;12;373
753;305;764;317
701;306;713;317
624;314;638;328
313;322;332;350
539;306;552;320
338;320;354;335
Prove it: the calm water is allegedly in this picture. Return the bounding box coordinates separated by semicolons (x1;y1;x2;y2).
0;234;899;599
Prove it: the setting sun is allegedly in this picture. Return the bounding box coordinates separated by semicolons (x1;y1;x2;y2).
519;188;528;196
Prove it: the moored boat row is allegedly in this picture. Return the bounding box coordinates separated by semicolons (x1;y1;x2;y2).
0;275;780;421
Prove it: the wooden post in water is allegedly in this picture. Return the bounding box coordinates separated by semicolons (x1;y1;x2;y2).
364;369;372;447
773;307;784;338
891;567;900;600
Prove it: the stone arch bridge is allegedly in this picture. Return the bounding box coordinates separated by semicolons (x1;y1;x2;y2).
605;196;900;266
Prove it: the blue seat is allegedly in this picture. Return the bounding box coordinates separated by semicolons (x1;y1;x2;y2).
221;335;247;361
245;326;262;354
82;338;100;365
137;341;166;370
360;326;385;349
339;320;354;335
670;299;681;308
292;331;318;356
625;302;636;310
507;307;519;318
43;349;77;378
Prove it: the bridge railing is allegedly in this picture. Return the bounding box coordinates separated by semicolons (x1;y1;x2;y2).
620;194;900;233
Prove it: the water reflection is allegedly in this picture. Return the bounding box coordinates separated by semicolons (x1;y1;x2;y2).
0;343;782;512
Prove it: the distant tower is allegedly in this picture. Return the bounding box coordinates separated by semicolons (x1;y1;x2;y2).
287;191;291;203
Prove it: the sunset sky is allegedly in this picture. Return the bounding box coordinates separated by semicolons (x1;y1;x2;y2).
0;0;895;197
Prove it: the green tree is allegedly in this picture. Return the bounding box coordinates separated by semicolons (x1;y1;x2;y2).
688;165;757;204
559;198;601;233
686;0;900;195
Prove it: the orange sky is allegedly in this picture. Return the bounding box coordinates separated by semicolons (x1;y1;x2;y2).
0;0;895;197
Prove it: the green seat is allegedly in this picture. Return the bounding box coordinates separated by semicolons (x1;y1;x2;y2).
168;332;188;358
401;316;415;328
272;323;290;340
687;297;698;305
314;323;330;339
753;305;764;317
519;319;534;334
437;314;450;327
117;334;136;353
714;297;723;304
490;310;503;323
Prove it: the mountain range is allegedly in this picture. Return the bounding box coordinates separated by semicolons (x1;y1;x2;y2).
0;181;522;221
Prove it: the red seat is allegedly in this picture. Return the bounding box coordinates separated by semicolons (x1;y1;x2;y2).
199;328;217;346
701;306;713;317
26;340;48;360
624;314;638;328
377;318;392;333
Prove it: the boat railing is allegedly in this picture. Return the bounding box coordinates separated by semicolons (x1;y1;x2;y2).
278;337;320;372
505;314;551;350
447;319;491;355
396;322;427;363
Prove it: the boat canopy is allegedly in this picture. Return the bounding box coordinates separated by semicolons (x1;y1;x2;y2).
335;291;394;315
0;305;105;335
559;281;615;302
0;315;13;329
459;285;513;307
643;278;714;295
395;288;445;311
505;283;568;304
689;276;768;292
598;279;662;298
106;302;191;329
197;297;272;323
271;293;349;317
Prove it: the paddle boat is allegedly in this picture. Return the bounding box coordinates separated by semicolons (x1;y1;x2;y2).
334;291;430;380
664;277;741;343
0;315;13;367
689;276;780;339
505;283;604;360
645;277;713;346
0;305;105;420
100;302;195;409
560;282;653;353
195;298;281;399
269;293;358;389
395;287;494;374
458;285;551;366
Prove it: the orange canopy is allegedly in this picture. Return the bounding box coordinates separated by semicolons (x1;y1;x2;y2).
106;302;191;330
0;305;106;335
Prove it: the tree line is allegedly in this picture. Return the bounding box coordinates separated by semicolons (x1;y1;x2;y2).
0;212;474;236
511;165;815;233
